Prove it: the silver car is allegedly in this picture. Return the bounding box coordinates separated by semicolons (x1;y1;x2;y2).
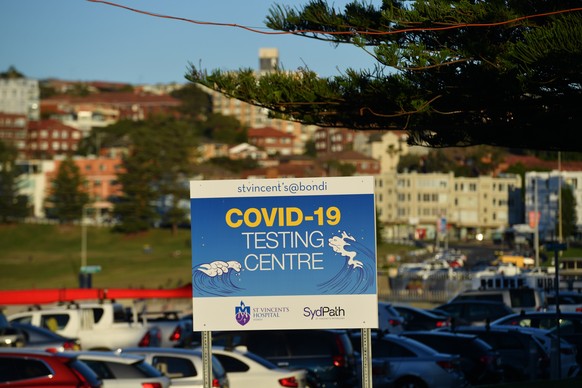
68;350;171;388
119;347;229;388
350;332;467;388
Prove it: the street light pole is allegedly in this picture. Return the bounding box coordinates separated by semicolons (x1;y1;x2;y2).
81;205;88;270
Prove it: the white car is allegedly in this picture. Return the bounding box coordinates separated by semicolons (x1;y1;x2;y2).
118;347;229;388
67;350;171;388
200;345;308;388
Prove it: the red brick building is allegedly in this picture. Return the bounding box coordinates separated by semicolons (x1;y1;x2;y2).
26;119;82;159
0;113;28;158
247;127;295;156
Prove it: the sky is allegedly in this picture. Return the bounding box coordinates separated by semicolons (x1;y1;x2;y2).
1;0;379;85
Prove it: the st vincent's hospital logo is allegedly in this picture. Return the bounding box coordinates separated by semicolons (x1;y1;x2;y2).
235;301;251;326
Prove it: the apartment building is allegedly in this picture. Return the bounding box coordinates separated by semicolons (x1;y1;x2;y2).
199;48;318;155
0;76;40;120
525;170;582;240
15;159;56;218
314;127;356;154
247;126;295;156
0;113;28;158
26;119;82;160
375;171;522;241
44;156;124;222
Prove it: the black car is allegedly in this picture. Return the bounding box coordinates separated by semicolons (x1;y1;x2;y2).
439;325;549;382
492;311;582;366
401;331;503;385
393;305;451;331
211;329;357;388
434;300;514;326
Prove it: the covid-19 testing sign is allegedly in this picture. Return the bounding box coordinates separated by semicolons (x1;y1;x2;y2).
190;176;378;331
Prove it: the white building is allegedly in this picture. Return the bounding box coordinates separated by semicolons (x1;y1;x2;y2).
525;170;582;240
375;171;522;241
0;77;40;120
16;159;56;218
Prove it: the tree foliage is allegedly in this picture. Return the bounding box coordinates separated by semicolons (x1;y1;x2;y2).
559;185;577;239
112;118;199;234
0;141;29;222
187;1;582;152
200;113;247;144
170;83;212;120
49;157;89;223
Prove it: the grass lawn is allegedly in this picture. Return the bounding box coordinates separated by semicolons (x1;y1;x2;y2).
0;223;193;290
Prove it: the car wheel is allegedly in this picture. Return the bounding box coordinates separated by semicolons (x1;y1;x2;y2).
394;376;428;388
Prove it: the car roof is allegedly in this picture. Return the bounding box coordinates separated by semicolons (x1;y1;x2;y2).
449;325;546;334
439;299;511;306
0;348;56;356
401;330;478;339
121;347;204;357
492;311;582;321
68;350;145;364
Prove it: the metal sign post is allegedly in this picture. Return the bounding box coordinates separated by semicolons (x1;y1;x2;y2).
361;328;372;388
202;330;212;388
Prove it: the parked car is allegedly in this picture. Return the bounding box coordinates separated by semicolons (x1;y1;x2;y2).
0;311;25;348
400;331;503;385
70;350;171;388
544;291;582;312
500;325;580;380
7;302;152;350
378;302;405;334
119;347;229;388
449;287;543;312
440;325;580;381
171;315;202;348
392;305;451;331
434;300;514;326
349;331;467;388
202;345;307;388
11;322;81;351
0;348;102;387
491;311;582;367
139;310;193;348
211;329;357;388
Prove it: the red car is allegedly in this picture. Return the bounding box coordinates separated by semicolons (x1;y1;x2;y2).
0;349;102;387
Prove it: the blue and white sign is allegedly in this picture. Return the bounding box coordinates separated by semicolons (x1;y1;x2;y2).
190;176;378;331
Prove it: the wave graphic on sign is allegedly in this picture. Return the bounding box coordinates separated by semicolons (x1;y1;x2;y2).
318;230;375;294
193;260;244;296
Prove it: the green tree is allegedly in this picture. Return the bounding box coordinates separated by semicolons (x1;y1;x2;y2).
187;1;582;152
559;185;577;239
49;157;89;223
170;83;212;120
201;113;246;144
0;66;24;79
0;141;29;222
303;139;317;157
113;118;199;234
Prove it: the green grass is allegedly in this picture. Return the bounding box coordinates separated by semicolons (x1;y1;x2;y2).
0;223;193;290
